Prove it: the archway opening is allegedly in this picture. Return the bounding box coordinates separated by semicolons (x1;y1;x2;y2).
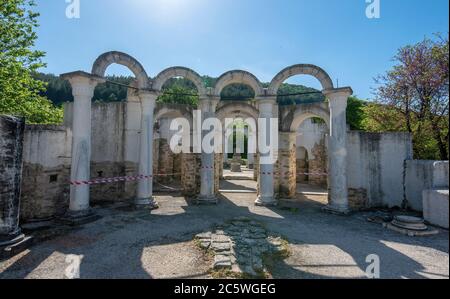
158;77;200;106
219;118;258;194
276;74;325;106
151;72;203;193
220;84;255;101
295;116;329;202
94;64;136;102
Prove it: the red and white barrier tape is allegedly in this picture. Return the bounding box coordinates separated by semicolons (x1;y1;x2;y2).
259;172;328;176
70;173;181;186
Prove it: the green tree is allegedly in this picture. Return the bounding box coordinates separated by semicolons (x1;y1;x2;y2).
0;0;62;123
346;96;367;130
371;34;449;160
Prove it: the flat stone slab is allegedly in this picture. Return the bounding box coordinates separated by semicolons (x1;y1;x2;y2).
211;242;231;252
384;223;439;237
214;254;232;269
195;217;288;277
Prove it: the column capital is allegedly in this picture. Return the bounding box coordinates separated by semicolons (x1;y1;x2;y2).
61;71;106;98
138;90;158;112
323;87;353;111
323;87;353;100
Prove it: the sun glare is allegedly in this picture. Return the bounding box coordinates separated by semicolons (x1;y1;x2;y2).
132;0;198;23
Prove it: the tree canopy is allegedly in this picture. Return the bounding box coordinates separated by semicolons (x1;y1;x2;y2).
0;0;62;123
369;34;449;160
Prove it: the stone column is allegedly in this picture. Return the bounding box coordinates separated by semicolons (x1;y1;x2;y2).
256;97;278;206
0;116;32;255
323;87;353;214
61;71;104;224
136;91;159;209
279;132;297;199
197;97;219;204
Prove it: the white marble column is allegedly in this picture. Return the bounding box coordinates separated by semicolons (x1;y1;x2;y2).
323;87;353;214
256;97;278;206
61;71;104;222
136;90;159;209
197;97;219;204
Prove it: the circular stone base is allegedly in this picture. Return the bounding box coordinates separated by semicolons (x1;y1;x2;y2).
0;232;25;247
392;216;428;231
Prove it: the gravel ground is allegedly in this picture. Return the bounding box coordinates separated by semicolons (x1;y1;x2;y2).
0;180;448;279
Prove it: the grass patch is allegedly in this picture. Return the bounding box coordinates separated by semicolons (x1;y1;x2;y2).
279;206;300;214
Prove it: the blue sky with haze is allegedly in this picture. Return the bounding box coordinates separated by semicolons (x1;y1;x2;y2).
35;0;449;99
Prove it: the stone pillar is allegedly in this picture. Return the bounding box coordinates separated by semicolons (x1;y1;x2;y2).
0;116;32;255
255;97;278;206
323;87;353;214
279;132;297;199
136;91;159;209
61;71;104;224
197;97;219;204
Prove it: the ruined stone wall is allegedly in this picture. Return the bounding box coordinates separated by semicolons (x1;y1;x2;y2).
309;139;328;187
21;125;72;221
157;138;174;183
0;116;25;238
347;131;413;209
296;158;308;183
181;153;200;197
296;119;328;185
404;160;449;211
173;153;182;181
278;147;296;199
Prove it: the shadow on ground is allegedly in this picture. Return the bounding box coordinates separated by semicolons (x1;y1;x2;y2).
0;180;448;279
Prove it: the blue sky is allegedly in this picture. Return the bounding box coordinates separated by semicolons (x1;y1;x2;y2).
35;0;449;99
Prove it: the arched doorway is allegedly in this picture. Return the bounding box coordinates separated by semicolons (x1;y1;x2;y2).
213;71;264;197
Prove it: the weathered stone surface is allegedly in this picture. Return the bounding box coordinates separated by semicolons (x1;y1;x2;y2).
423;189;449;229
196;232;212;239
0;116;26;245
348;188;368;211
214;254;232;269
196;218;287;277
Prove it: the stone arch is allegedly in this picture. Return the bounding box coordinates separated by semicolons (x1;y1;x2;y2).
152;67;207;96
91;51;150;89
214;70;265;98
281;103;330;132
154;103;194;126
216;102;259;124
268;64;333;95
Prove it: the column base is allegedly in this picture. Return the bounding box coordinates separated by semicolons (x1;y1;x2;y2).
322;204;351;216
134;197;159;210
196;195;218;205
58;209;102;226
0;230;33;261
255;196;277;207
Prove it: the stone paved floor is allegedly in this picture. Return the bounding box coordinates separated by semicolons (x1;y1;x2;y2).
0;181;448;279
